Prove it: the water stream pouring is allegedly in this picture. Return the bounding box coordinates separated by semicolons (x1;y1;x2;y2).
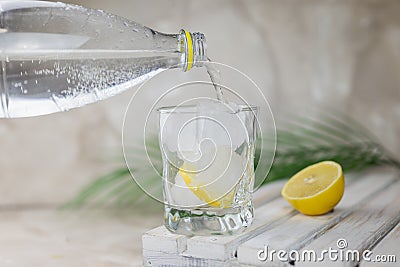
0;0;207;118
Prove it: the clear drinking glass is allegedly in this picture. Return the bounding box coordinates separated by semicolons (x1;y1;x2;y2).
158;102;258;235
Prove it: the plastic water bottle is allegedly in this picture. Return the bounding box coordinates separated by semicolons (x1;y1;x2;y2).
0;1;207;118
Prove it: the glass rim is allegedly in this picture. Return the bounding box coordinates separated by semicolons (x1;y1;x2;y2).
157;104;258;114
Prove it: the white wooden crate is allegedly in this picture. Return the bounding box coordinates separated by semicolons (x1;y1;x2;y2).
142;168;400;266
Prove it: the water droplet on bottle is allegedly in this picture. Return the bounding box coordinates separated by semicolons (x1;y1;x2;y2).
23;89;28;94
132;28;139;32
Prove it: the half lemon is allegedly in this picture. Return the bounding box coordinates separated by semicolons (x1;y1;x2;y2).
281;161;345;215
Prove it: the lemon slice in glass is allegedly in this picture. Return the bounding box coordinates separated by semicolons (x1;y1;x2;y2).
177;147;245;208
281;161;345;215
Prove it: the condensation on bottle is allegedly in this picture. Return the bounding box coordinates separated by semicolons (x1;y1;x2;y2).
0;1;207;118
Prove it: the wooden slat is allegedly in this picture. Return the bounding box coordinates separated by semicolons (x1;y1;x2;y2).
237;169;399;266
362;223;400;266
295;180;400;267
143;249;232;267
142;226;187;254
184;197;295;261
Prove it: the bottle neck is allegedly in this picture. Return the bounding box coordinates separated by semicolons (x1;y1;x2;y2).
179;30;207;72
